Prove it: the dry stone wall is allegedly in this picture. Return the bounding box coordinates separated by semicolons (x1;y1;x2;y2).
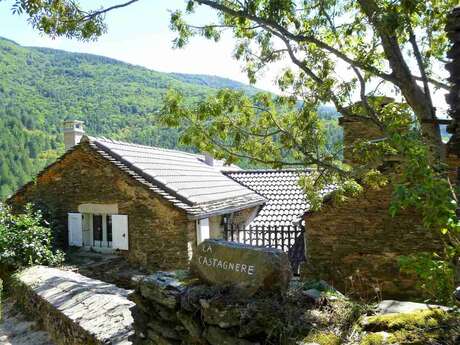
10;265;135;345
130;271;259;345
130;271;312;345
131;242;300;344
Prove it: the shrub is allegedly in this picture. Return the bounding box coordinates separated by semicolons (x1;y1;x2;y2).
0;203;64;269
0;278;2;321
399;253;455;305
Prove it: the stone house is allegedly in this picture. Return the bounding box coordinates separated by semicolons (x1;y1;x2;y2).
302;112;445;299
225;170;333;273
8;121;265;271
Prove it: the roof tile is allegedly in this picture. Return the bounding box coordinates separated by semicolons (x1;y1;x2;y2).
226;170;333;226
86;137;266;218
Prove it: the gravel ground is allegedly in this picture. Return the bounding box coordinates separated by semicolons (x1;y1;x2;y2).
0;298;55;345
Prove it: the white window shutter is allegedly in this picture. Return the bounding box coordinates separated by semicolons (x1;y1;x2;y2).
112;215;129;250
68;213;82;247
197;218;210;244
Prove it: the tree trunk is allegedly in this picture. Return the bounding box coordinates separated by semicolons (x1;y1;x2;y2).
358;0;445;161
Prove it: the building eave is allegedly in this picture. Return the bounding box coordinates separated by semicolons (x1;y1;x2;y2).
187;199;266;220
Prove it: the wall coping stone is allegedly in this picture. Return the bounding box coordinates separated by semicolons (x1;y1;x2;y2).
14;265;135;345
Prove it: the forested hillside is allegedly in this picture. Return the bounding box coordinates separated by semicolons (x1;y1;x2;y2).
0;36;341;199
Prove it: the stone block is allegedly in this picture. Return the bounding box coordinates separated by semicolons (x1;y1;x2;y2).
140;271;194;309
146;330;181;345
191;239;292;296
200;299;242;328
180;284;213;313
204;326;259;345
12;265;135;345
176;311;203;338
147;319;181;340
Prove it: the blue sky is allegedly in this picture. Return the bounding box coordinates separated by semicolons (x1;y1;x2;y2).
0;0;280;89
0;0;448;110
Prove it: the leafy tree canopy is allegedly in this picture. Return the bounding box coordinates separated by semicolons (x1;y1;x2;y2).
6;0;460;303
7;1;455;165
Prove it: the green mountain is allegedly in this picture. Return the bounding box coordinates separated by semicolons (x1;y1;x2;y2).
0;36;341;200
168;73;260;94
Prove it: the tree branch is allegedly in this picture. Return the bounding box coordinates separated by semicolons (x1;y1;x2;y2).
80;0;140;21
413;76;449;91
408;22;435;119
194;0;398;84
357;0;443;159
319;3;383;130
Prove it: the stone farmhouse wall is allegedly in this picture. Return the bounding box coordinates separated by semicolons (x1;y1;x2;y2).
209;207;258;240
303;185;444;299
8;141;195;271
304;100;447;299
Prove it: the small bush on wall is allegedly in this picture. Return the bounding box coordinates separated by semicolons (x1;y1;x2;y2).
0;203;64;270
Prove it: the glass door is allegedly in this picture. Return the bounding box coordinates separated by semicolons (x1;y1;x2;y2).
93;214;103;247
107;215;112;248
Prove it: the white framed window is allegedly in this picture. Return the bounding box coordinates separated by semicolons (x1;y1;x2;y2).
71;206;128;250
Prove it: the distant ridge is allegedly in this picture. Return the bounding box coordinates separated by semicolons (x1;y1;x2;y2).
0;36;341;199
169;72;260;94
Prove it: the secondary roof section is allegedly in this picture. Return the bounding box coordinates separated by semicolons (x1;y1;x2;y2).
226;170;333;226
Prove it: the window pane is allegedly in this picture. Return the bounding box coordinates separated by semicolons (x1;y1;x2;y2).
107;215;112;242
93;215;103;241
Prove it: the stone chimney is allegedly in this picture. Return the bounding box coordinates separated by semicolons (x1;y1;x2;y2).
204;153;214;167
63;120;84;150
339;97;393;166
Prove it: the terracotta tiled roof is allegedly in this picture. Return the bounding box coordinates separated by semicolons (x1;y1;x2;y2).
226;170;333;226
86;137;266;218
